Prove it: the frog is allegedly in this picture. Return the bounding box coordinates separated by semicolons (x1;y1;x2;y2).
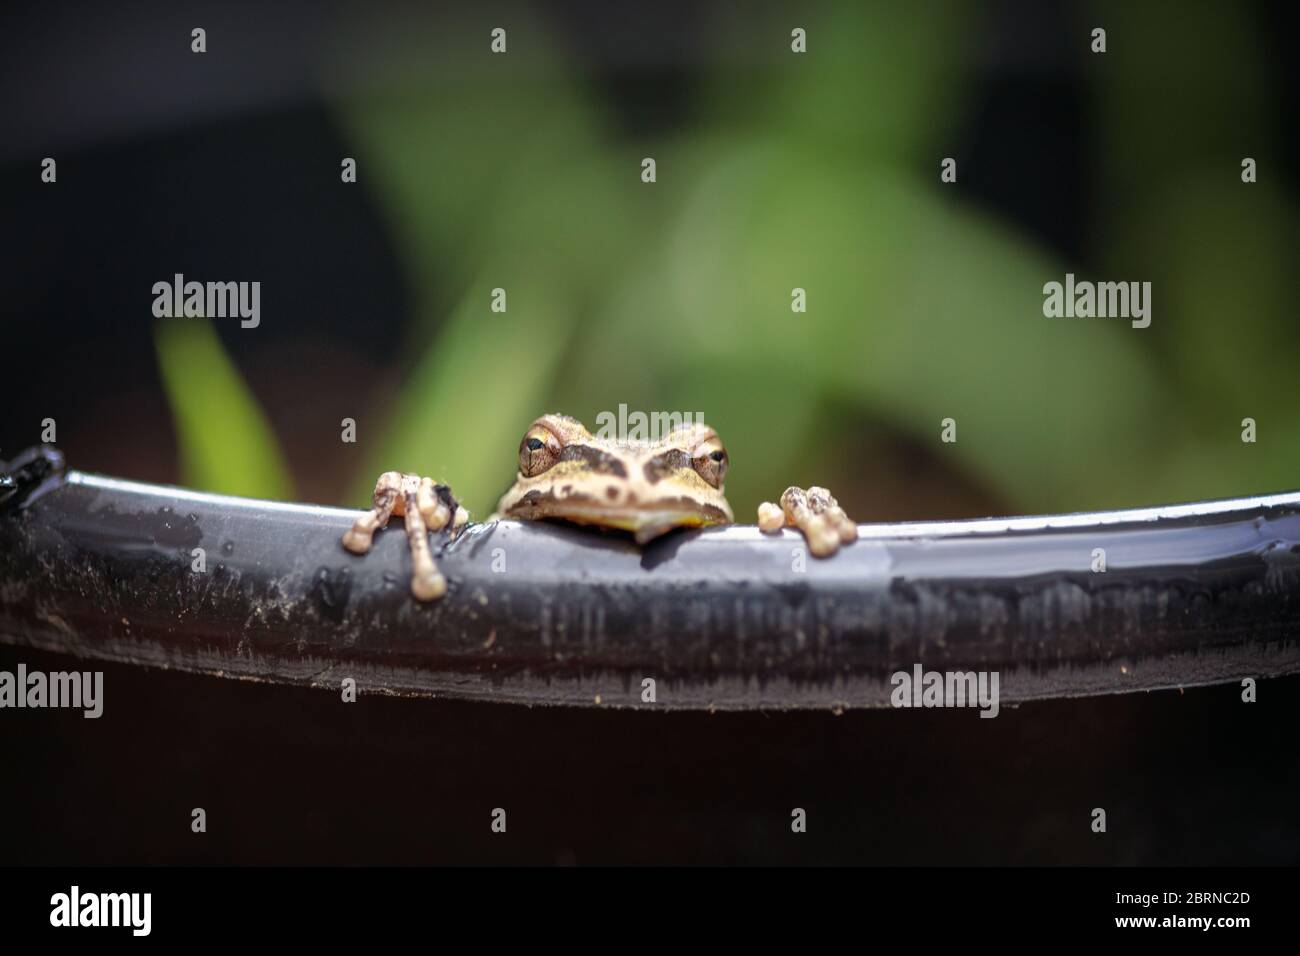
341;413;857;600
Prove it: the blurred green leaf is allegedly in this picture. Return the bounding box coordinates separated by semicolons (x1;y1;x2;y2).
348;277;573;515
1094;0;1299;499
700;0;971;163
577;140;1177;513
154;321;295;500
324;1;1294;521
334;15;665;512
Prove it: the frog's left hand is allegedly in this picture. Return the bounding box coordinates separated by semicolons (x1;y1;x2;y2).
342;471;468;600
757;486;858;557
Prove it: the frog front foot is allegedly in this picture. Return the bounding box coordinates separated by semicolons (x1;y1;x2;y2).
757;486;857;557
342;471;468;601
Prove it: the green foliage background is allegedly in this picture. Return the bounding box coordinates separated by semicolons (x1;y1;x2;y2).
156;2;1297;518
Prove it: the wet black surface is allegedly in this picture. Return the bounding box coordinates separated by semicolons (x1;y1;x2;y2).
2;462;1298;708
0;446;65;514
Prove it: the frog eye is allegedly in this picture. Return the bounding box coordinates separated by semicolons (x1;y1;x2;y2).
519;425;562;477
691;440;728;489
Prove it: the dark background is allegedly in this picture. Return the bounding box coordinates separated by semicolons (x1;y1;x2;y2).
3;645;1296;865
2;1;1298;864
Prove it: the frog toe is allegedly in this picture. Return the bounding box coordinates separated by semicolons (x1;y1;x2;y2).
760;485;857;557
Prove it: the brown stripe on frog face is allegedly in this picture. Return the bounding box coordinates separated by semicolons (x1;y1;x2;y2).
558;444;628;478
509;485;618;512
642;449;692;484
508;488;560;518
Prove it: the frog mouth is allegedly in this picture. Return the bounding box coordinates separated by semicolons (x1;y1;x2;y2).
504;491;731;544
577;507;727;545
